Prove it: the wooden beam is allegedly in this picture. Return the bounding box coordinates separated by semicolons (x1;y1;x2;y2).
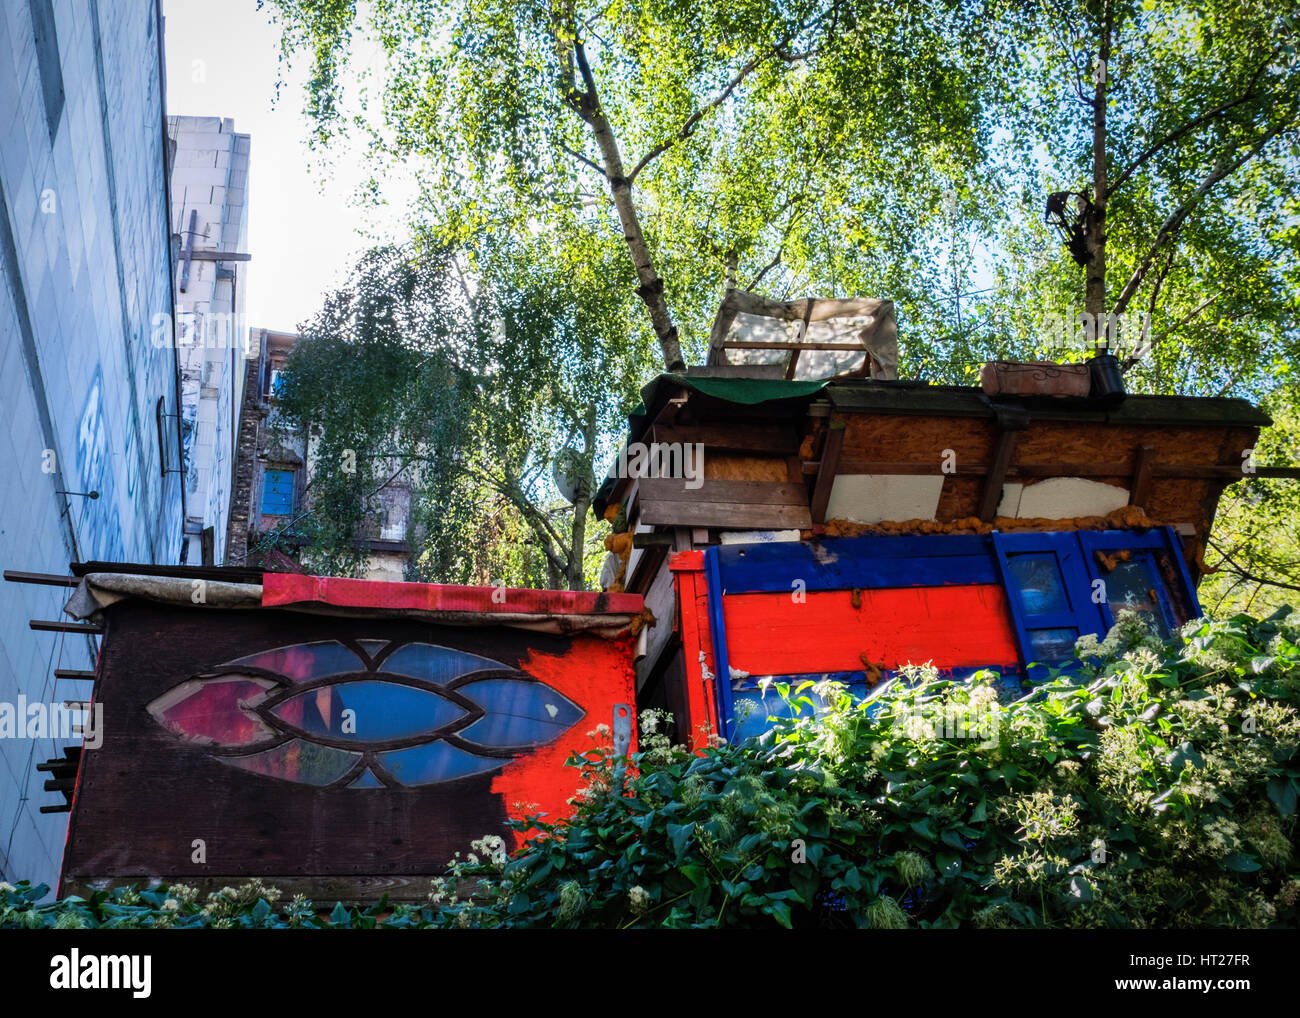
1129;444;1157;507
30;620;102;634
651;422;800;455
810;424;845;524
978;431;1021;522
639;500;812;530
3;570;79;587
723;340;869;352
639;478;808;505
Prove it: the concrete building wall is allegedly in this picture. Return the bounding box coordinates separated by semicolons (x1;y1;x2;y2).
168;114;250;566
0;0;184;888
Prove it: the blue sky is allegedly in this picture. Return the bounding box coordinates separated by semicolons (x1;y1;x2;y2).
162;0;415;334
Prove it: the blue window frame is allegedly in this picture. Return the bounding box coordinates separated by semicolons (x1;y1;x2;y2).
1077;528;1200;639
991;531;1106;679
261;468;295;515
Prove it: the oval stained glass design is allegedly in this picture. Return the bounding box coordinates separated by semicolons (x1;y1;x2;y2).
222;641;363;683
146;641;585;788
222;738;361;786
381;644;508;684
270;681;468;742
455;678;584;752
146;675;280;748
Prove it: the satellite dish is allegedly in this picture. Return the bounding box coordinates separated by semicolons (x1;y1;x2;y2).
552;446;587;504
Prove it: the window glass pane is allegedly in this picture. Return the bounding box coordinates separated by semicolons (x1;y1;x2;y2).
262;469;294;514
1106;558;1171;639
457;678;584;750
1026;627;1078;662
148;675;279;748
272;681;467;741
222;739;360;786
1007;554;1069;615
377;741;505;785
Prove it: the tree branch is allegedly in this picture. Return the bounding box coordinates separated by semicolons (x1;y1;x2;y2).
1120;290;1219;371
1109;81;1272;195
1111;119;1290;318
1206;536;1300;594
558;141;608;178
628;51;771;183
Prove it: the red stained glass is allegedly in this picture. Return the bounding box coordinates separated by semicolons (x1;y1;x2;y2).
148;675;279;748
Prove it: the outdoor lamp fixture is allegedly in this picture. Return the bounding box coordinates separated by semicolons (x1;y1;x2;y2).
1045;190;1093;267
56;490;99;499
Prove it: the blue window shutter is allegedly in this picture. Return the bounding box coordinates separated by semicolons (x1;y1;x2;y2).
1077;526;1201;635
991;531;1107;678
262;469;294;515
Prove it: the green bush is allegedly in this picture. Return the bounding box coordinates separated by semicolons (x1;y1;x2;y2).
2;609;1297;929
427;608;1300;929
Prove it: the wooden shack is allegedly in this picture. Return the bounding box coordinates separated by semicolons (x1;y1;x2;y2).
15;566;641;901
594;372;1279;745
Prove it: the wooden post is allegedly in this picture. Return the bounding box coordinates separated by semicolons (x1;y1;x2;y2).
810;423;845;524
1129;444;1157;507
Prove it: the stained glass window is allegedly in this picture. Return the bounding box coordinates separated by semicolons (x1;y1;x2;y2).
147;641;584;788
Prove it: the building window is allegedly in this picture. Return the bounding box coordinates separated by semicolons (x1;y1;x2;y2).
261;469;295;515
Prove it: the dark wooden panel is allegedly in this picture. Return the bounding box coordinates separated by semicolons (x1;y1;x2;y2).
639;499;812;529
652;422;800;455
639;478;808;505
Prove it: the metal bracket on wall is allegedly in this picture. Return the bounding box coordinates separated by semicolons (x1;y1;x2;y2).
612;703;632;758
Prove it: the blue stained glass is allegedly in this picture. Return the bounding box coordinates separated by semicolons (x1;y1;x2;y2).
377;742;506;785
456;678;583;750
382;643;507;684
220;738;360;786
347;768;385;789
225;641;362;683
272;681;466;740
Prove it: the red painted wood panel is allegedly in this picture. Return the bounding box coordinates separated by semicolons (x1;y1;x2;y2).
721;585;1020;676
490;635;636;847
670;552;720;749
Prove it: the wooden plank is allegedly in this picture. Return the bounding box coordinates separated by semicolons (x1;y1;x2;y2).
978;430;1021;523
639;478;808;505
1129;444;1157;507
715;534;998;591
810;425;845;524
30;620;103;634
652;422;800;455
720;586;1021;677
724;340;869;352
3;570;79;587
639;499;812;529
1153;464;1300;479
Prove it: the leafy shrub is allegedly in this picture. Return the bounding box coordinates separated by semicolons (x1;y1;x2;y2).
427;608;1300;928
3;609;1297;929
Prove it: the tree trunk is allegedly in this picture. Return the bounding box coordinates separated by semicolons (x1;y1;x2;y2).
1085;3;1112;332
565;407;597;590
571;41;686;373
